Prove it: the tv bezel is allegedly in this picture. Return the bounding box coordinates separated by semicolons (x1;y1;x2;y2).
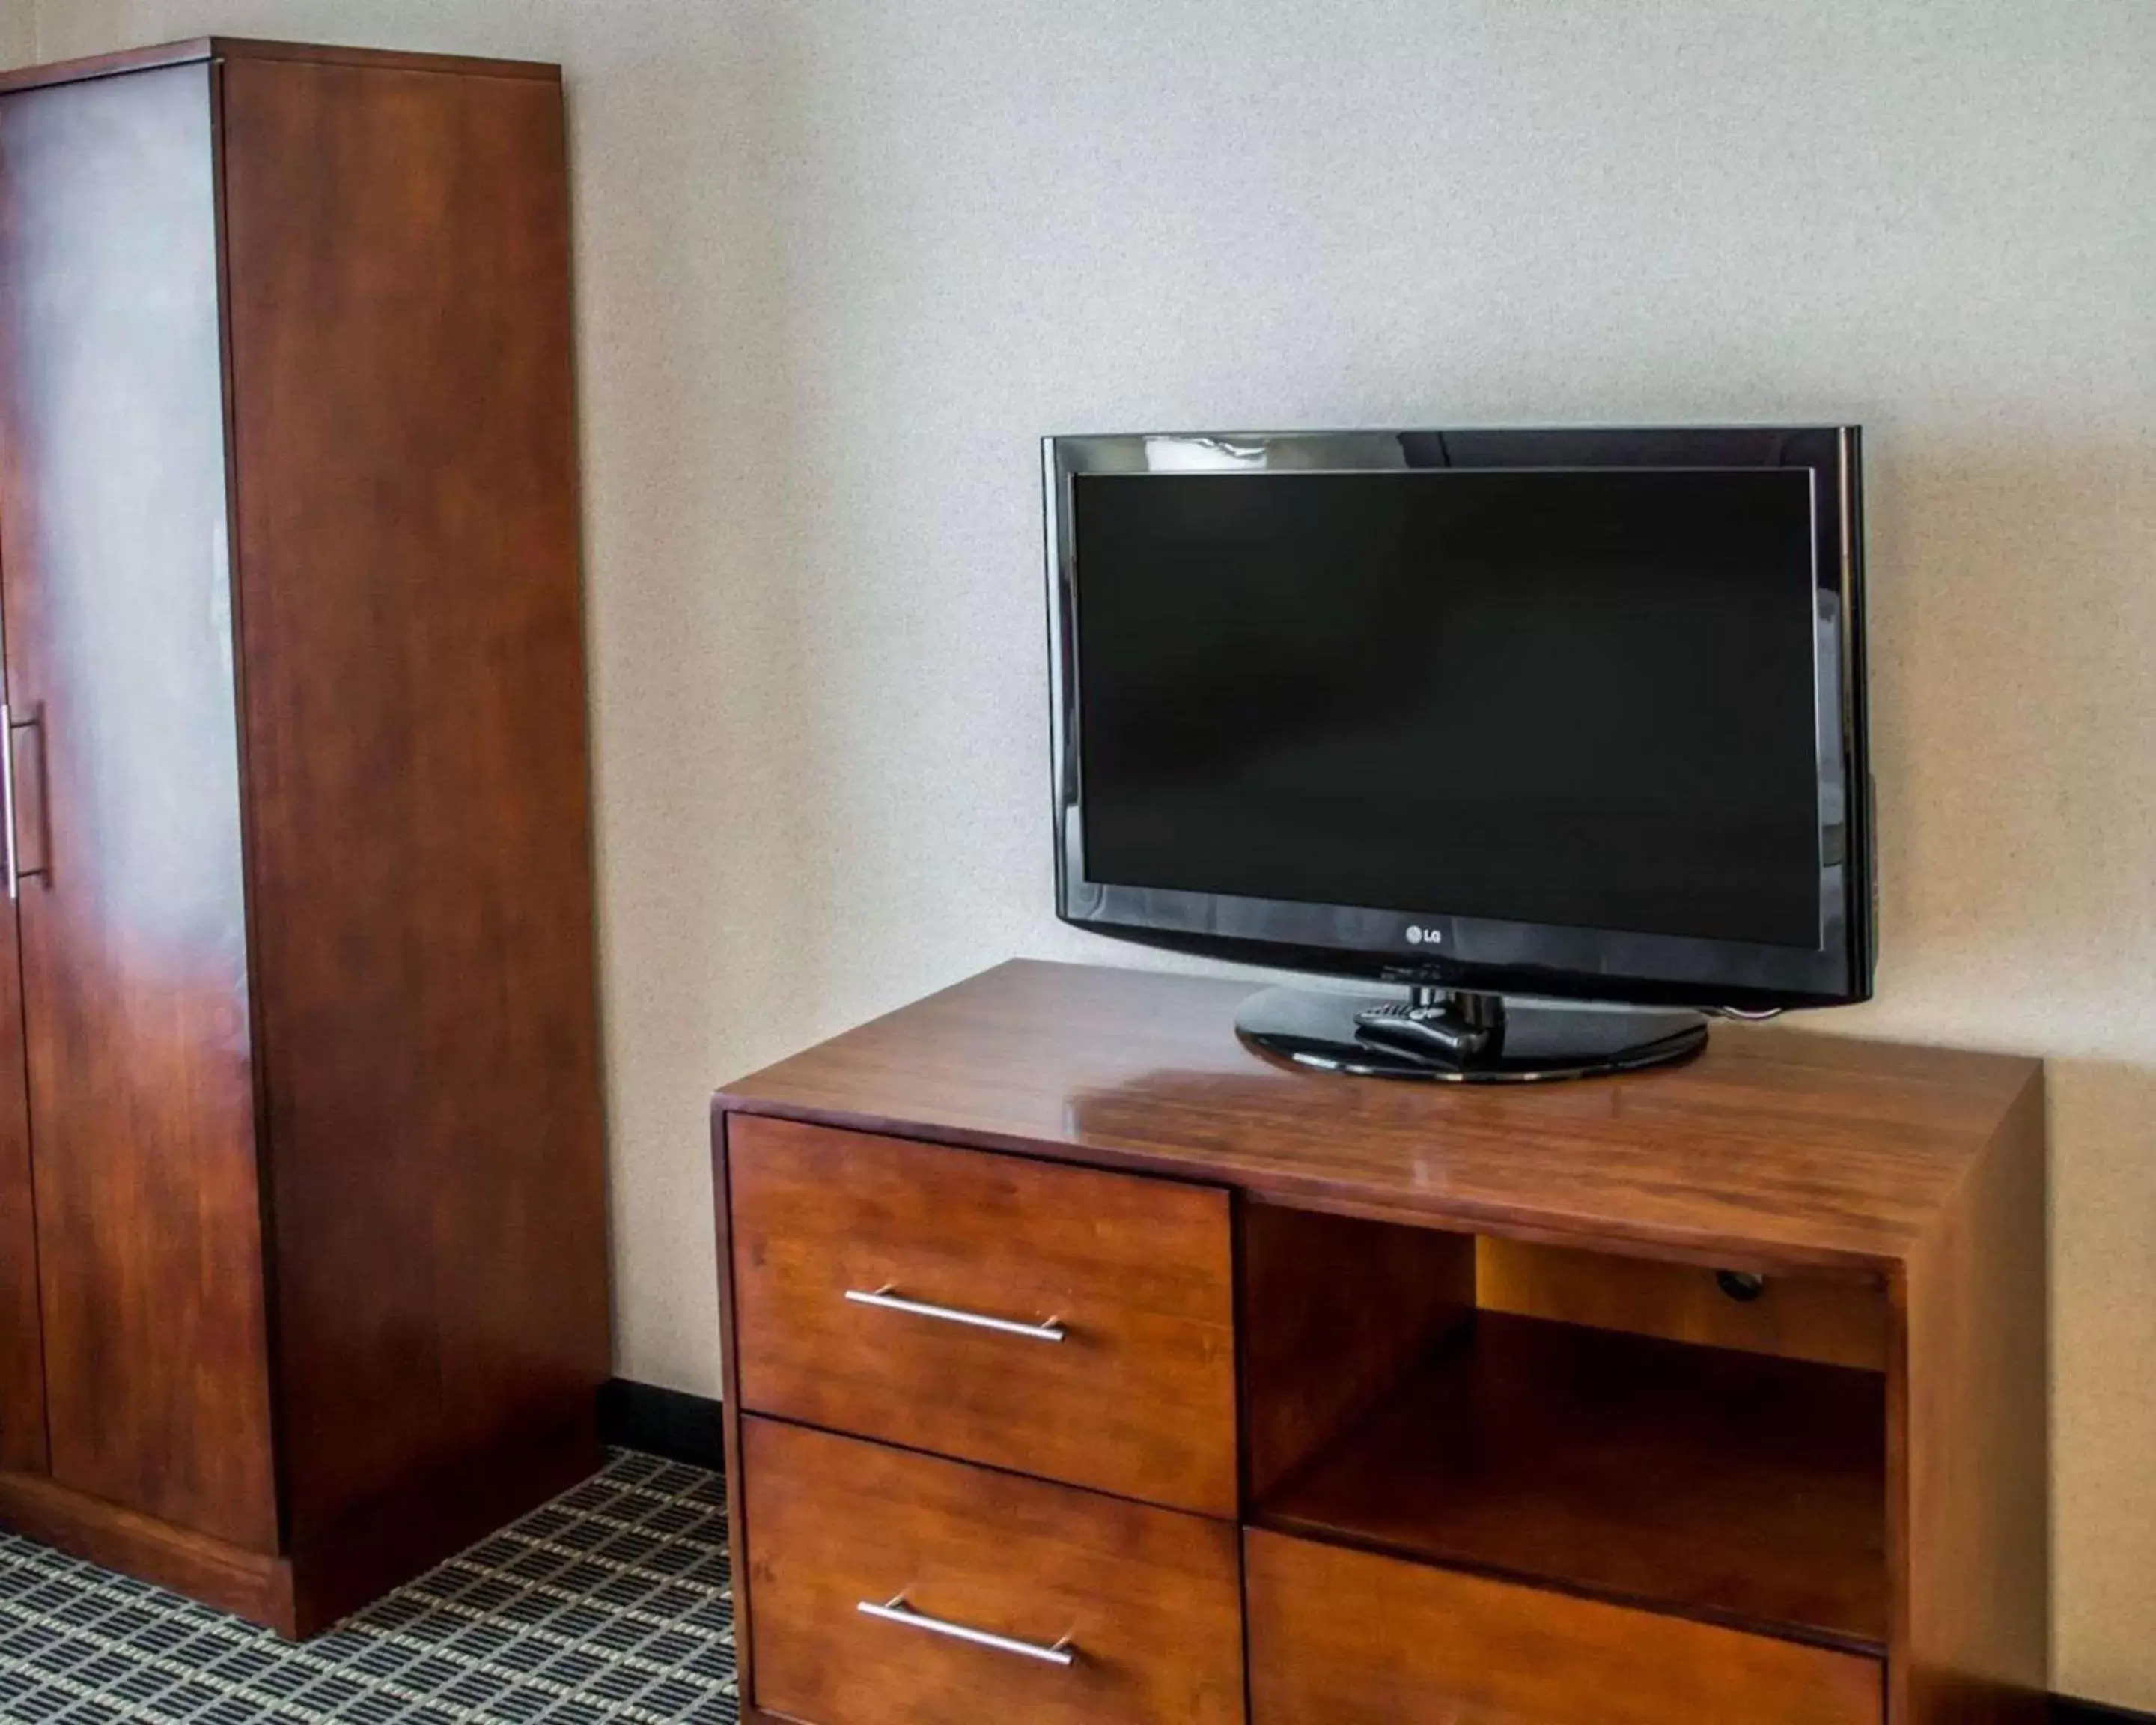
1042;425;1872;1011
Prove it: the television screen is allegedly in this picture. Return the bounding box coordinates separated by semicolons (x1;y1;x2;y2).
1045;427;1870;1013
1070;468;1822;949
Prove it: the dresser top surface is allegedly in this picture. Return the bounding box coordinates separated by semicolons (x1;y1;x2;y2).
715;960;2041;1271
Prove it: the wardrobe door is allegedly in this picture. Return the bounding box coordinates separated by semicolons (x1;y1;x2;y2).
0;64;278;1551
0;891;37;1477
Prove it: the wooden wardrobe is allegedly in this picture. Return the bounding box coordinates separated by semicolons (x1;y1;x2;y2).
0;39;608;1635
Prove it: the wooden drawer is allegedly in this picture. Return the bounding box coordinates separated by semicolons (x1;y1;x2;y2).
1245;1529;1882;1725
743;1417;1246;1725
725;1115;1237;1515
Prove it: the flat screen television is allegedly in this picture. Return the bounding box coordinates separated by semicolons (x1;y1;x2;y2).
1042;426;1872;1081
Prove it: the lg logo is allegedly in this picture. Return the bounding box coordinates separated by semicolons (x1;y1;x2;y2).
1404;925;1443;946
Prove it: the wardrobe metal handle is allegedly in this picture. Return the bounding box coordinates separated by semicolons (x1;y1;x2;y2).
1;702;16;901
0;702;43;901
856;1595;1077;1667
842;1284;1065;1343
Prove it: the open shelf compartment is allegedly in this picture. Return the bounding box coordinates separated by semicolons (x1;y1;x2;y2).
1240;1205;1891;1654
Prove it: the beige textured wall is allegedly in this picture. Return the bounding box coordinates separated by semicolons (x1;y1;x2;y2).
0;2;32;67
25;1;2156;1706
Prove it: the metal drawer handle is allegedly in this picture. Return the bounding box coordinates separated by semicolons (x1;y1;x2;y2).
857;1595;1077;1667
843;1284;1065;1343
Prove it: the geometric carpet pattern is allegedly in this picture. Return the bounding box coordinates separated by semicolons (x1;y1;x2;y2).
0;1452;735;1724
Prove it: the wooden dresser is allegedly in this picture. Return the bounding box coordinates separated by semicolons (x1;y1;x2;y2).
711;960;2047;1725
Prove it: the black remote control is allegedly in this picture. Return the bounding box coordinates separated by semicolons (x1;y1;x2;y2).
1353;1003;1492;1062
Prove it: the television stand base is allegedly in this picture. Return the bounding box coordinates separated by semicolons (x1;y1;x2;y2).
1234;985;1708;1083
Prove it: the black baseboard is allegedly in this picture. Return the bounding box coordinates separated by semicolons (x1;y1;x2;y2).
597;1378;725;1472
591;1377;2150;1721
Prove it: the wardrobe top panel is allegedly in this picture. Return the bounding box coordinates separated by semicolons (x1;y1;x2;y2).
0;38;559;98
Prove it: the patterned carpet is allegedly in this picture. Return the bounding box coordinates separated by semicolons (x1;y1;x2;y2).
0;1452;736;1724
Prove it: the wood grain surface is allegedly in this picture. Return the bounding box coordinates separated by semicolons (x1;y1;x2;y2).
744;1418;1246;1725
728;1116;1237;1516
1476;1236;1889;1370
717;960;2041;1272
713;960;2047;1722
1240;1202;1473;1500
1892;1069;2050;1725
0;40;213;95
0;37;558;97
1246;1527;1883;1725
0;1467;295;1632
712;1122;763;1709
0;871;40;1476
1256;1311;1890;1650
0;60;276;1552
0;34;603;1628
219;52;607;1549
286;1409;597;1638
